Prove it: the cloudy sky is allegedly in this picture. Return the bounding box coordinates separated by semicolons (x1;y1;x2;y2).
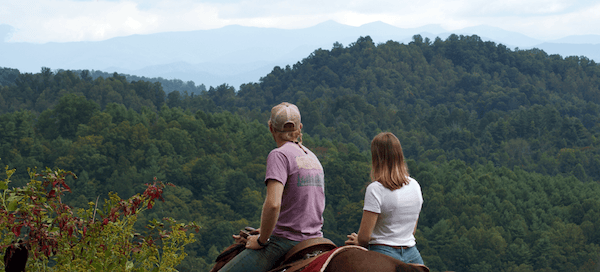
1;0;600;44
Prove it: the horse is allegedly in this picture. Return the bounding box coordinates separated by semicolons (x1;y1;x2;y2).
211;227;429;272
321;247;429;272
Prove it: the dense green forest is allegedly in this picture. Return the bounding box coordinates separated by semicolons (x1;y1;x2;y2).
0;67;207;106
1;34;600;272
74;69;209;95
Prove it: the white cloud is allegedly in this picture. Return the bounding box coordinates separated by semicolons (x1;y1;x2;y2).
1;0;599;43
458;0;573;16
520;3;600;39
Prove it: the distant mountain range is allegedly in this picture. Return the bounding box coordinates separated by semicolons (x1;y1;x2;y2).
2;21;599;89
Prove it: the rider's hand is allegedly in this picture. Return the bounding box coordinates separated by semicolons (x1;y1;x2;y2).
232;227;260;244
345;232;358;245
245;235;264;250
232;234;246;244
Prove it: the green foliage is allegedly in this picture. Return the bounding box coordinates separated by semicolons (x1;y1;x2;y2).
0;69;165;115
414;161;600;271
0;166;199;271
2;33;600;271
72;69;207;96
0;67;20;86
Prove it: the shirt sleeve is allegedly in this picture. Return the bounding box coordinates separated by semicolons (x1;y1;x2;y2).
363;182;382;214
264;150;289;186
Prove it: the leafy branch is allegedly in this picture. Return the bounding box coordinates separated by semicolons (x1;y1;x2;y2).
0;166;200;271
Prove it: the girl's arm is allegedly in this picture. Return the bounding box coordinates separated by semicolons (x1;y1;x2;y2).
346;210;379;247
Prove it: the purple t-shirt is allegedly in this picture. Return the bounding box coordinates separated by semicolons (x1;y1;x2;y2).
265;141;325;241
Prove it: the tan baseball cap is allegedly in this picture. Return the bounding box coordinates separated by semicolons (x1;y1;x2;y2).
270;102;301;132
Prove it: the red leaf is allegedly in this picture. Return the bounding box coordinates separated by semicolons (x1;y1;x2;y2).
11;225;21;237
63;182;71;192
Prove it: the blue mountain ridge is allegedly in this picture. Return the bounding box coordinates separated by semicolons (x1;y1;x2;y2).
1;21;599;89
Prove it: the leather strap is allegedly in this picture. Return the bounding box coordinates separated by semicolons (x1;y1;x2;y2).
282;237;337;264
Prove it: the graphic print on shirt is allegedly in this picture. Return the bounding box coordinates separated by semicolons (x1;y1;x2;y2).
295;155;324;187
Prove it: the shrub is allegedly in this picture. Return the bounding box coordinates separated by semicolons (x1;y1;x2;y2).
0;166;199;271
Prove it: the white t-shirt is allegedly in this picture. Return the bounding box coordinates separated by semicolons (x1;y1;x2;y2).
363;178;423;247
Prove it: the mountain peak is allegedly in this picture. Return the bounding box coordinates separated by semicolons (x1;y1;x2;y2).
0;24;15;42
2;22;598;89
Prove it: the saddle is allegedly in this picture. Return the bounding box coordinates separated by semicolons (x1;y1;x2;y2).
210;227;337;272
268;237;337;272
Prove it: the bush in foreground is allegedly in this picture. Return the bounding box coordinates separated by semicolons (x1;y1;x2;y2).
0;166;199;271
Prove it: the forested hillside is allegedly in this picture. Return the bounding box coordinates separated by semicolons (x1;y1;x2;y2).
1;34;600;272
74;69;209;95
0;67;207;109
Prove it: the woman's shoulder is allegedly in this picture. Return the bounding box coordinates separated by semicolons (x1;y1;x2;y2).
405;177;422;192
367;181;387;193
269;142;296;156
407;176;418;184
368;181;384;187
267;146;285;158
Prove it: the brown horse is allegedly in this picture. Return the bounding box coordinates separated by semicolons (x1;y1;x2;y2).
322;247;429;272
211;228;429;272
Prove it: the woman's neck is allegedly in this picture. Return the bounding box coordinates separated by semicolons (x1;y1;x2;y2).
276;139;301;148
275;139;289;147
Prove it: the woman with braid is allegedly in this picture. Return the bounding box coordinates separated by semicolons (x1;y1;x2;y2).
219;102;325;272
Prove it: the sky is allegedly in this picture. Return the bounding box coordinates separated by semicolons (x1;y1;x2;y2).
1;0;600;44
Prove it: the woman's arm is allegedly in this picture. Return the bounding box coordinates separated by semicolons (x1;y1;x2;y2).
246;179;283;249
345;210;379;248
357;210;379;247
